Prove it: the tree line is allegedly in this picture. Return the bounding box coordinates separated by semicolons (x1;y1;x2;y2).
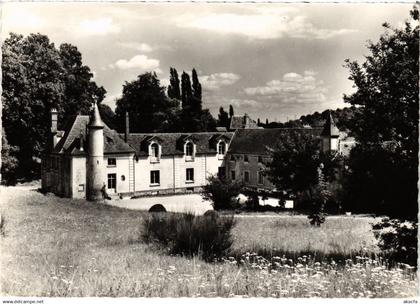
1;33;236;182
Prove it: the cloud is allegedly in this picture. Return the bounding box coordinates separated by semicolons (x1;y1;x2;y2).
177;11;356;40
200;73;241;91
109;55;160;72
244;70;327;105
78;18;120;35
3;9;45;33
118;42;153;52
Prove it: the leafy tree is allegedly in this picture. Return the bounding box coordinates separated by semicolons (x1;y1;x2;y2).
59;43;106;123
202;175;242;210
2;33;105;181
218;107;230;129
198;109;217;132
1;129;19;185
98;103;116;130
343;8;419;219
229;104;234;118
181;71;192;109
267;131;342;216
2;33;65;178
191;68;202;111
115;72;179;133
167;67;181;100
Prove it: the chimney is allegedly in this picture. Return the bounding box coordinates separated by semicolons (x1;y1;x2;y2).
51;108;58;148
125;111;129;142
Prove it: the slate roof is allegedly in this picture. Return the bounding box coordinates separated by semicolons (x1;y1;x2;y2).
228;128;323;155
229;114;258;130
126;132;234;157
53;115;135;155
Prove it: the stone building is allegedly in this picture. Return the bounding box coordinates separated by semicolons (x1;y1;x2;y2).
225;112;341;191
41;104;343;200
41;103;232;199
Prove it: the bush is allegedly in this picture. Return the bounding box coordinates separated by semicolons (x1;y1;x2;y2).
201;175;242;210
149;204;167;213
245;192;260;211
372;218;417;266
142;212;236;261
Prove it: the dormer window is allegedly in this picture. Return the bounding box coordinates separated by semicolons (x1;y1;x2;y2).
185;141;194;161
150;143;160;163
218;141;226;155
186;142;194;156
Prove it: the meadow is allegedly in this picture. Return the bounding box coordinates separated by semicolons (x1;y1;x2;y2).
0;183;417;297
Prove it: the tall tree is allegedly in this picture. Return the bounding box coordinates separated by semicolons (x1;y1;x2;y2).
181;71;192;109
2;33;106;181
343;8;419;219
167;67;181;100
229;105;234;118
218;107;230;129
267;131;342;213
115;72;179;133
59;43;106;120
191;68;202;102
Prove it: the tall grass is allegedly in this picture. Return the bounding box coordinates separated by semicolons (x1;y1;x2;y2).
142;212;236;261
0;183;417;297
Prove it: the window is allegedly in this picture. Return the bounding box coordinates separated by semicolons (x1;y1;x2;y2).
108;173;116;189
218;167;226;179
150;170;160;185
186;168;194;182
218;141;226;154
258;171;264;185
258;156;263;163
244;171;250;183
244;155;249;162
78;184;84;192
231;170;236;181
230;155;235;161
121;175;125;181
151;143;159;158
185;142;194;156
107;158;116;167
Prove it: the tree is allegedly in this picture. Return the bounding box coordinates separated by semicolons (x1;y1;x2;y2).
343;8;419;219
1;129;19;185
98;103;116;130
218;107;230;129
229;105;234;118
201;175;242;210
181;71;192;110
267;131;342;217
2;33;106;181
167;67;181;100
59;43;106;123
191;68;202;110
115;72;179;133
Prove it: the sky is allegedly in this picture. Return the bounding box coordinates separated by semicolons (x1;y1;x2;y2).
1;2;413;122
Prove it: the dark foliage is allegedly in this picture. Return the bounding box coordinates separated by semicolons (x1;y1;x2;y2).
201;175;242;210
218;107;230;129
142;212;236;261
114;72;179;133
167;67;181;100
148;204;167;213
2;33;105;182
372;218;417;266
342;9;419;219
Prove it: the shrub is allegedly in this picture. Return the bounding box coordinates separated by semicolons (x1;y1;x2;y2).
201;175;242;210
203;210;219;218
372;218;417;266
148;204;167;213
245;192;260;211
142;212;236;261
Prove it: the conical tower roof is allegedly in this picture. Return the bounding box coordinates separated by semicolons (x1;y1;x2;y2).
88;102;104;129
321;111;340;137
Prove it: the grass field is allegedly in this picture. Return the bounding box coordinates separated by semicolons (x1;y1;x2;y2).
0;183;417;297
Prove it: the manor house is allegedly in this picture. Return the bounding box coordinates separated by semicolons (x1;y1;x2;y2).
41;103;344;200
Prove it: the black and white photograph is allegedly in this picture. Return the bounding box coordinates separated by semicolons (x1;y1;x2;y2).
0;1;418;300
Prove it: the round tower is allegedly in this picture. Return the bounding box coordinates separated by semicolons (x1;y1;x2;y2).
87;102;105;201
